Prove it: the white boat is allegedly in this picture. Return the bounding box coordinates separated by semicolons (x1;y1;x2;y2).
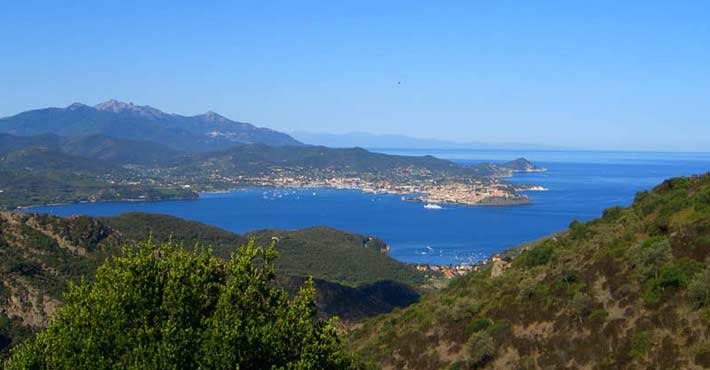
424;203;442;210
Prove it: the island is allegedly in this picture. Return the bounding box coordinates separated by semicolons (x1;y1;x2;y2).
0;101;548;209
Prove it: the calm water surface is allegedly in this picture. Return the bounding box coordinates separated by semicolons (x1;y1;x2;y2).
26;150;710;265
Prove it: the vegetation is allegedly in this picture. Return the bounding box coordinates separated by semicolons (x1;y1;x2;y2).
4;240;361;369
349;173;710;369
102;213;428;287
0;211;425;358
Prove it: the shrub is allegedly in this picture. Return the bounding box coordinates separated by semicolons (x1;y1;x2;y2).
630;331;653;359
571;292;593;323
658;258;702;289
689;269;710;309
515;245;554;268
601;206;625;223
486;320;511;339
589;309;608;326
641;279;662;306
4;240;360;370
466;318;491;334
568;220;592;240
466;331;495;365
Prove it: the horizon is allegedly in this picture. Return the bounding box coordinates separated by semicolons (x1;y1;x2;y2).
2;2;709;151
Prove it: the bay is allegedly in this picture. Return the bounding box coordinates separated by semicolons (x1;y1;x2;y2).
25;150;710;265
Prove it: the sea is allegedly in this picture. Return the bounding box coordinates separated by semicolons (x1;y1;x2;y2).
24;150;710;265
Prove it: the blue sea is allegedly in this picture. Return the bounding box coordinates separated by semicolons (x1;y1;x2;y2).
25;150;710;265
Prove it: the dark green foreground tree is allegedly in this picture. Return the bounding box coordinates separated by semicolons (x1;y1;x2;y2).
4;240;361;370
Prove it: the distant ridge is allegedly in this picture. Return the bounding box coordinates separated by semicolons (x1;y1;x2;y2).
292;131;568;150
0;100;303;151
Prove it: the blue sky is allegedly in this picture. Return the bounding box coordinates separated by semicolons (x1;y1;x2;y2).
1;1;709;150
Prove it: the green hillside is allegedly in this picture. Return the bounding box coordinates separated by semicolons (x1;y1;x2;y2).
349;174;710;369
0;211;426;357
101;213;426;287
180;144;502;179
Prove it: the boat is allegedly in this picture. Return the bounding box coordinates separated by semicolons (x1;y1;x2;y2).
424;203;442;210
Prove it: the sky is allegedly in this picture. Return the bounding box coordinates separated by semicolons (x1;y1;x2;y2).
1;1;709;151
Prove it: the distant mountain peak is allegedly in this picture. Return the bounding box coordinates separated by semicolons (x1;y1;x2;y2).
202;110;229;123
66;102;89;110
95;99;166;119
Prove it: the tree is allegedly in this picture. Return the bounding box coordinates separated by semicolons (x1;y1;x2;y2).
4;239;360;370
632;237;672;281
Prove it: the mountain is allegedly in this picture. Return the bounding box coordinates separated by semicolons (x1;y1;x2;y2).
0;211;427;356
0;100;302;151
292;131;568;150
349;174;710;369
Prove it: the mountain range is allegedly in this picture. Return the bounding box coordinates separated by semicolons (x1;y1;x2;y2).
0;100;302;152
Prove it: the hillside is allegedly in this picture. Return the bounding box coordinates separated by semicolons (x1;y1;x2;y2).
349;174;710;369
0;100;302;151
175;144;505;180
0;211;426;357
0;147;196;210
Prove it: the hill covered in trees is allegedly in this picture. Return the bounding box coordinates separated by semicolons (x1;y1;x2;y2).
0;212;428;358
349;174;710;369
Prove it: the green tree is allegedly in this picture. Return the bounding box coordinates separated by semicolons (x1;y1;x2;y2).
4;240;360;370
632;237;672;281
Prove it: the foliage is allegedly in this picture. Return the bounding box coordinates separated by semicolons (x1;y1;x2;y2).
514;245;554;268
631;237;672;281
466;331;494;365
689;269;710;309
630;331;653;359
4;239;361;370
570;292;593;323
103;213;427;288
349;173;710;369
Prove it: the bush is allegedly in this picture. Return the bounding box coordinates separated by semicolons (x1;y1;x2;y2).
568;220;592;240
466;319;491;334
4;240;360;370
589;309;608;326
601;206;625;223
658;258;702;289
689;269;710;309
630;331;653;359
486;320;511;339
571;292;593;323
466;331;495;365
515;245;554;268
641;279;662;306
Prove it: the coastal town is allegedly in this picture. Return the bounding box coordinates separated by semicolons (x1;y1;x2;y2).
184;173;534;206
